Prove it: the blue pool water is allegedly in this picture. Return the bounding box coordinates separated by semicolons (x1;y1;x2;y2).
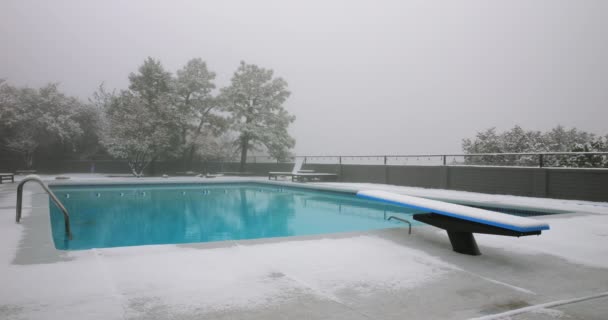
48;183;422;250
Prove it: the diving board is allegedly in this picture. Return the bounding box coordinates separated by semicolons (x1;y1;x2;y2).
356;190;550;256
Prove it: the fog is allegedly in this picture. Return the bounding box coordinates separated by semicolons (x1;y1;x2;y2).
2;0;607;155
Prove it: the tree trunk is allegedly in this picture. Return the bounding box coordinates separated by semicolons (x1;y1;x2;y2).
239;136;249;172
181;127;189;169
187;144;196;171
185;112;211;171
149;157;156;176
24;152;33;169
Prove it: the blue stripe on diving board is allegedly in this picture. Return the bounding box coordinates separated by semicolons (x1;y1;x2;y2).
356;193;550;233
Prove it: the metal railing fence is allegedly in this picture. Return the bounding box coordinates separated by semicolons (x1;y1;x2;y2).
243;152;608;168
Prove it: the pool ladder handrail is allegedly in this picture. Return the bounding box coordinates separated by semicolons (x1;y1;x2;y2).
387;215;412;234
16;175;73;240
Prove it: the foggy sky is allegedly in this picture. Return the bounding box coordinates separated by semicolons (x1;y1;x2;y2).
1;0;607;155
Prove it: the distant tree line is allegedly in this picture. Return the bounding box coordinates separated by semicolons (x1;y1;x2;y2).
0;80;102;167
462;125;608;167
0;58;295;176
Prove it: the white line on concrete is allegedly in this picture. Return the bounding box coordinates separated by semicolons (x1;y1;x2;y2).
435;260;536;295
464;272;536;295
469;291;608;320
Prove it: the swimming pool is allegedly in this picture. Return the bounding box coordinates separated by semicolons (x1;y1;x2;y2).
48;183;422;250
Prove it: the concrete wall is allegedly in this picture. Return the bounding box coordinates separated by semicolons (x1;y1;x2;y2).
446;166;543;197
340;165;386;183
387;166;447;189
546;169;608;202
306;164;608;202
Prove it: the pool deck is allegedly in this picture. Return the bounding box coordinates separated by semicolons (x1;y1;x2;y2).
1;174;607;319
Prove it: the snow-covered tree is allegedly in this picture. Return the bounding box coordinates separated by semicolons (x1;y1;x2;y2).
128;57;174;106
175;58;226;168
0;82;92;168
221;61;295;171
462;125;604;167
194;132;238;162
4;130;38;168
541;125;594;152
100;58;181;176
0;80;18;146
462;128;502;164
559;136;608;168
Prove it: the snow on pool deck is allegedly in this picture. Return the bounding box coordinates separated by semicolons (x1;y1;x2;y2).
1;174;607;319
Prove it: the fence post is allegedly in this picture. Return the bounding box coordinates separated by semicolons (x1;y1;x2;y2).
384;156;388;184
338;156;343;182
539;154;544;168
442;155;446;166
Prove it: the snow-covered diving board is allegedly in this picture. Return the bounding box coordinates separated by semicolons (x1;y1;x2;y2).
356;190;550;255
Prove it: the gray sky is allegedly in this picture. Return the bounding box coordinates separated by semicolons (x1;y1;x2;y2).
1;0;607;155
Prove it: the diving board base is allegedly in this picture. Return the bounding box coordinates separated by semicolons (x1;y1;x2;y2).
447;231;480;256
413;213;542;256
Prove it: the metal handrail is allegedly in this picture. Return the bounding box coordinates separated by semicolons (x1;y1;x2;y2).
387;215;412;234
16;175;72;240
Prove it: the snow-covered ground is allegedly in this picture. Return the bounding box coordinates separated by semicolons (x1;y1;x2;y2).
1;174;607;319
